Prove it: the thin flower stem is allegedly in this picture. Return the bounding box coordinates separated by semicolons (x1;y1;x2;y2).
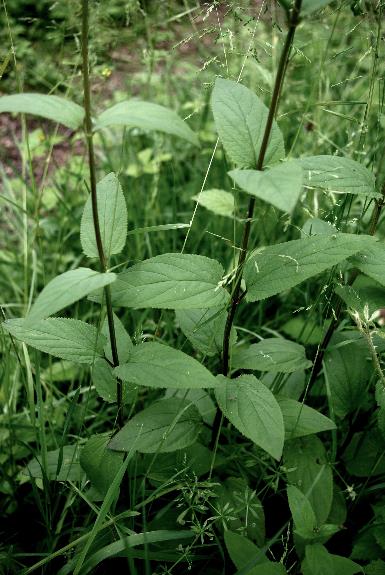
81;0;123;428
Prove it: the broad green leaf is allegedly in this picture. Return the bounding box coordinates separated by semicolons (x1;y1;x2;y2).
80;434;123;498
92;359;136;403
302;544;362;575
229;160;303;213
25;268;116;327
216;477;265;545
0;93;84;129
144;443;217;481
41;360;82;382
343;430;385;477
302;0;336;14
352;529;383;562
262;370;306;401
3;318;104;364
282;316;331;346
102;313;133;365
244;234;376;302
176;307;236;357
324;332;371;419
109;398;202;453
80;173;128;259
301;218;337;237
211;78;285;168
299;155;378;197
329;556;362;575
327;486;347;526
215;374;285;460
303;544;334;575
350;242;385;287
284;436;333;525
114;342;218;389
235;562;287;575
98;253;229;309
192;189;235;217
277;397;336;439
95;100;199;146
336;284;385;320
287;485;317;539
231;338;311;373
164;388;216;425
224;531;264;568
24;445;83;481
224;531;287;575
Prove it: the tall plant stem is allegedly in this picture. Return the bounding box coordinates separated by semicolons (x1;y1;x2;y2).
307;183;385;391
221;0;302;377
81;0;123;429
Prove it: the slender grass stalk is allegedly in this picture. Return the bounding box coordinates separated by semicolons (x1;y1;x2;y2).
221;0;303;376
81;0;123;428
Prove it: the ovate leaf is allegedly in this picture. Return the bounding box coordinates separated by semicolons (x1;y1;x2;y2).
144;443;218;481
335;284;385;320
176;307;236;357
80;434;123;498
224;531;265;569
299;155;377;197
231;338;311;373
100;254;229;309
24;445;83;481
81;173;128;259
109;398;202;453
164;388;217;425
324;333;371;419
95;100;199;146
302;544;334;575
282;315;331;346
302;0;336;14
0;93;84;129
3;318;104;364
224;531;287;574
284;436;333;525
229;160;303;213
343;430;385;477
211;78;285;168
25;268;116;326
277;397;336;439
92;359;136;403
41;360;82;382
350;242;385;287
114;342;218;389
244;234;376;302
192;189;235;217
214;374;285;460
287;485;317;539
102;313;133;365
301;218;337;237
302;544;362;575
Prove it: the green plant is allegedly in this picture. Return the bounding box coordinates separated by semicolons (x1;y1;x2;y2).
2;0;385;573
